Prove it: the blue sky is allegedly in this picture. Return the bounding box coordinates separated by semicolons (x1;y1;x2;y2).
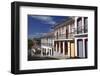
28;15;69;39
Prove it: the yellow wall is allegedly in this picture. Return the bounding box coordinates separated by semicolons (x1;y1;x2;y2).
71;42;75;57
67;41;75;58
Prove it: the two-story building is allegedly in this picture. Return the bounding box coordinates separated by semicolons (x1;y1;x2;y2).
40;16;88;59
74;17;88;58
53;16;88;58
41;32;54;56
53;17;76;58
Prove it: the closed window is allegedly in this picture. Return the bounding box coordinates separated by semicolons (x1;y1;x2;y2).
77;39;83;58
77;18;82;34
77;39;88;58
84;17;88;33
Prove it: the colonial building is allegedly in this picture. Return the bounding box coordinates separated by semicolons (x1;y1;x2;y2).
74;17;88;58
41;32;54;56
53;17;76;58
53;16;88;58
40;16;88;59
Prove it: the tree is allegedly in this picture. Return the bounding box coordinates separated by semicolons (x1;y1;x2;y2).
33;38;41;46
28;39;33;50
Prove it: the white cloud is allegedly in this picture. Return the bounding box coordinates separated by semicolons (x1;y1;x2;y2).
31;15;56;25
28;32;47;39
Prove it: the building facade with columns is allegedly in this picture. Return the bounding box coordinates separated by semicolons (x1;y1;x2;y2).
41;32;54;56
40;16;88;59
53;17;76;58
53;16;88;58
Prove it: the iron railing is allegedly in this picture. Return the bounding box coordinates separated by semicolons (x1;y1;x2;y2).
74;25;88;34
41;43;53;47
55;33;74;39
55;26;88;39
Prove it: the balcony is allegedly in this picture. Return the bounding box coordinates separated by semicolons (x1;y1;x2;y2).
55;33;74;40
55;25;88;40
41;43;53;47
74;25;88;34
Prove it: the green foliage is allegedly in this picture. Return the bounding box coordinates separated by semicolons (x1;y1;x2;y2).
33;38;41;45
28;38;41;50
28;39;33;50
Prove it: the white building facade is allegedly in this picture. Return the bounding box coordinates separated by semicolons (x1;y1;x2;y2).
41;32;54;56
40;16;88;59
53;16;88;58
53;17;76;58
74;17;88;58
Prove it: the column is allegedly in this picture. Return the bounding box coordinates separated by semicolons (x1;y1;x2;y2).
47;38;50;46
64;26;66;38
61;27;62;38
41;48;43;56
55;42;57;52
52;49;53;56
50;49;52;56
48;49;49;56
59;41;61;54
46;49;47;56
63;41;65;55
75;39;77;57
83;39;85;58
74;17;78;34
49;49;50;56
68;42;70;58
69;25;70;38
82;17;84;33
